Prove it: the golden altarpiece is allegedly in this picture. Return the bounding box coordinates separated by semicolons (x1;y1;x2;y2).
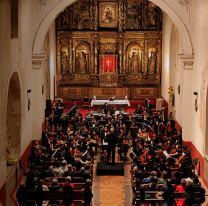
56;0;162;99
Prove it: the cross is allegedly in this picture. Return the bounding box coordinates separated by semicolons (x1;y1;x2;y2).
106;59;111;72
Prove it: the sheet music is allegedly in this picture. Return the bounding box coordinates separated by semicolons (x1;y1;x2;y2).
102;139;108;145
163;150;170;158
129;148;136;158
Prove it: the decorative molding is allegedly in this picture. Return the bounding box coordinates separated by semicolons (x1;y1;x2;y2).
178;0;189;7
180;54;194;70
39;0;50;8
32;54;47;69
178;0;190;11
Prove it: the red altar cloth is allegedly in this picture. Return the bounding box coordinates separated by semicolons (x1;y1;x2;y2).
100;54;117;73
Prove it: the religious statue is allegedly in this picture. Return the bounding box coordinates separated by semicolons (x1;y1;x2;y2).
75;51;88;73
128;52;141;73
60;51;69;75
147;51;157;75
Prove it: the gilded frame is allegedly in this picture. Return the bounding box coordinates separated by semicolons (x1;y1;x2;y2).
99;2;118;28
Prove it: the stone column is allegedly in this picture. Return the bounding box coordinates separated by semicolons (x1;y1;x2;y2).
72;42;76;73
93;0;98;30
69;39;73;73
94;38;98;74
180;54;194;142
118;36;123;74
123;43;126;74
90;41;94;74
32;53;47;139
118;0;124;32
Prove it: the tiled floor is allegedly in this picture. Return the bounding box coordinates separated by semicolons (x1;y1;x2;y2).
92;165;132;206
92;151;132;206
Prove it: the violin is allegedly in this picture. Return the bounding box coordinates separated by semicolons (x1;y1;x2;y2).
140;148;148;163
176;153;185;164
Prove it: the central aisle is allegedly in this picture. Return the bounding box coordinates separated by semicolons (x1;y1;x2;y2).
92;162;132;206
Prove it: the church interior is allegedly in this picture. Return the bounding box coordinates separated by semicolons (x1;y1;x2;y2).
0;0;208;205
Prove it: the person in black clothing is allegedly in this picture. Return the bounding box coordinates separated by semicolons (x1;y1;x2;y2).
104;102;109;114
84;96;89;103
170;118;176;134
135;104;143;114
84;179;93;206
49;109;57;131
106;127;118;165
16;184;26;206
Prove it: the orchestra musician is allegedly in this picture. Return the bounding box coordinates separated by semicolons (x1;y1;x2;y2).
135;104;143;114
104;102;109;114
106;127;118;165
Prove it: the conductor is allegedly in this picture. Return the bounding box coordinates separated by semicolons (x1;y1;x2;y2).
106;127;117;165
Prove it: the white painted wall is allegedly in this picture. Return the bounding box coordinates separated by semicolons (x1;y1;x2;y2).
0;0;51;191
161;0;208;155
188;0;208;155
161;14;171;102
0;0;10;189
49;23;57;100
162;12;194;142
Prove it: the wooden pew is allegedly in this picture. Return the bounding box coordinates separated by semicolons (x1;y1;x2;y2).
24;200;84;206
25;189;84;201
47;176;92;184
133;190;184;201
46;182;85;190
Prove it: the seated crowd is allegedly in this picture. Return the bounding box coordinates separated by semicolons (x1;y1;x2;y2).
129;101;205;205
17;101;95;206
16;98;205;206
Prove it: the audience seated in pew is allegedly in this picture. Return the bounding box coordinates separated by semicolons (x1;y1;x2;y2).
17;97;205;206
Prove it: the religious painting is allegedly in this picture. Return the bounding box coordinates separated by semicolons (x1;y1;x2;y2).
56;0;162;31
75;43;90;74
126;0;143;30
126;43;143;74
99;2;118;28
72;0;91;30
147;2;162;30
99;54;118;73
56;9;71;30
56;0;91;30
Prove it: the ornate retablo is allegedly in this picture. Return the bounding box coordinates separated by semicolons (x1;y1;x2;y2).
55;0;162;89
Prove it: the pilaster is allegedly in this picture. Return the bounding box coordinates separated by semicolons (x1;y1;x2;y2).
180;54;194;141
32;54;47;69
31;53;47;139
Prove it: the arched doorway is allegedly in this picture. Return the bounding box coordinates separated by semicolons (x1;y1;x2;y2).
6;72;21;156
205;87;208;155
